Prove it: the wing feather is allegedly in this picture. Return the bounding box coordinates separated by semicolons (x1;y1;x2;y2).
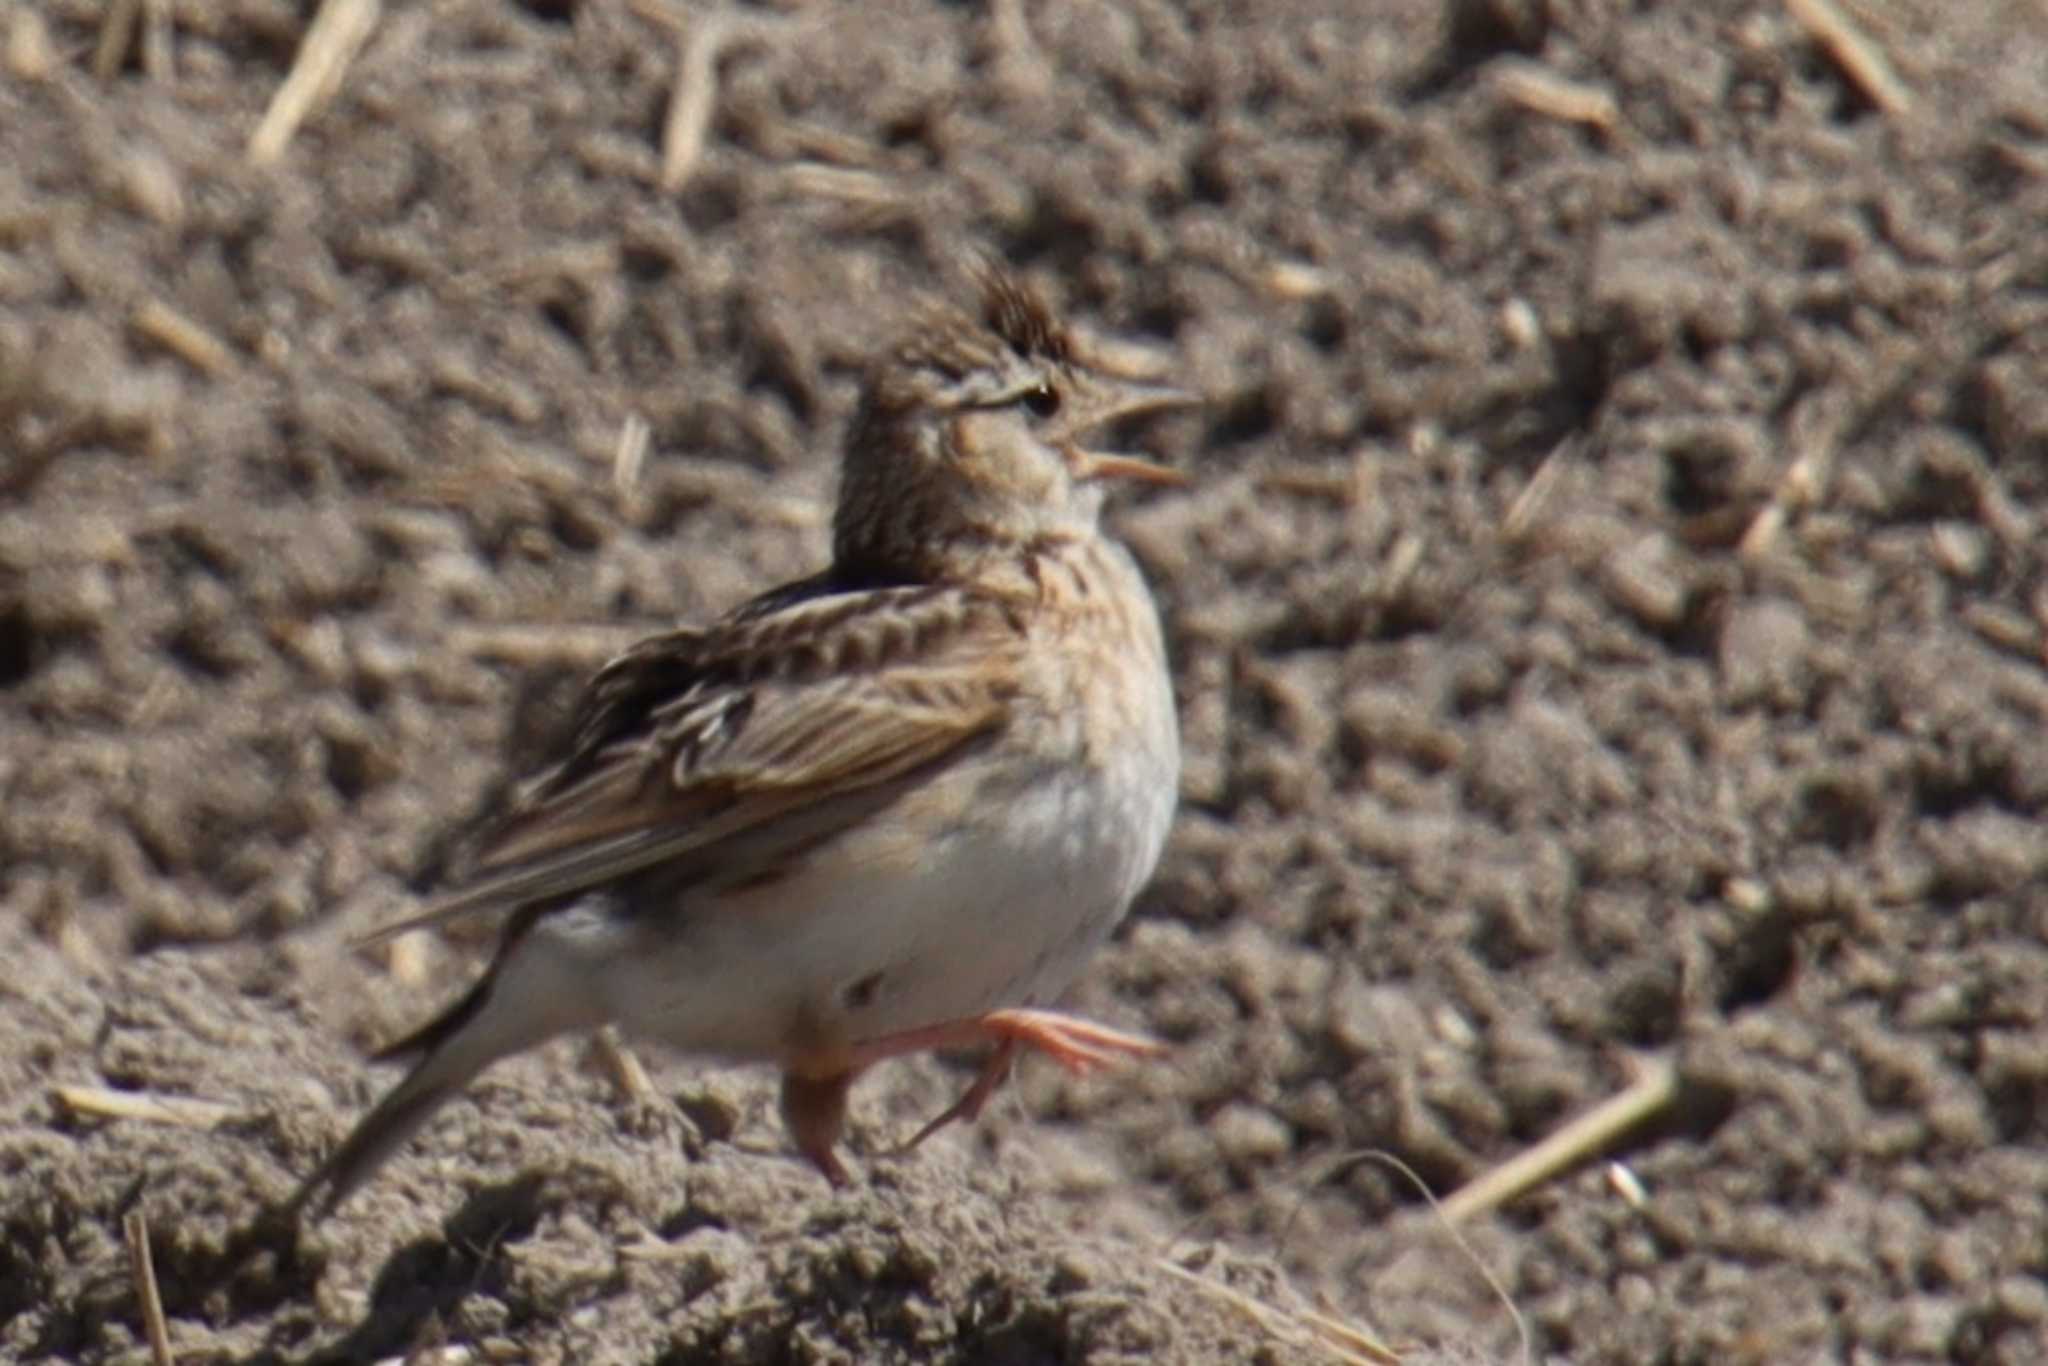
355;585;1018;947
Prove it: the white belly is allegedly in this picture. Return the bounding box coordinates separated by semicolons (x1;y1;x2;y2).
558;673;1172;1063
592;736;1170;1062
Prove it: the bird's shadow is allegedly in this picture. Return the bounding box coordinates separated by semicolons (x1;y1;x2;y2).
295;1174;549;1365
169;1174;550;1365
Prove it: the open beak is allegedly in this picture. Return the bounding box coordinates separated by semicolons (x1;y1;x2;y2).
1061;379;1198;487
1066;448;1191;486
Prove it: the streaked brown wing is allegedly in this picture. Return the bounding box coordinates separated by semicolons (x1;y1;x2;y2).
355;585;1019;946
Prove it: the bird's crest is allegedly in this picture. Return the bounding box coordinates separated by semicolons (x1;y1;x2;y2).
886;260;1072;390
969;260;1071;365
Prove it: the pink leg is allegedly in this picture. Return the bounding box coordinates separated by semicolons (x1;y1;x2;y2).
849;1009;1165;1153
780;1069;856;1186
847;1007;1165;1074
893;1039;1017;1154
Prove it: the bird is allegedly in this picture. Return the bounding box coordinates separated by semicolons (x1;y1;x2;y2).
290;263;1193;1217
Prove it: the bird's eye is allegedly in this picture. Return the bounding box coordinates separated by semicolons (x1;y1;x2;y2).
1020;383;1062;419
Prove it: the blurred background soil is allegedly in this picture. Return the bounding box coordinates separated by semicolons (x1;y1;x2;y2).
4;0;2048;1361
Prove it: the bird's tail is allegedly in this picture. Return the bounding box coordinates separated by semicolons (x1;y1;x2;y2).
285;973;491;1219
289;928;587;1220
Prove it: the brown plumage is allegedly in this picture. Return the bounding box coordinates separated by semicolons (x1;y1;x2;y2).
292;266;1192;1217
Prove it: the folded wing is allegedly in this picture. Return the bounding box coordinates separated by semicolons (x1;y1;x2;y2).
357;585;1021;944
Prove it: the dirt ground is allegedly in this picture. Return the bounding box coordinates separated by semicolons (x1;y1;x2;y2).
4;0;2048;1361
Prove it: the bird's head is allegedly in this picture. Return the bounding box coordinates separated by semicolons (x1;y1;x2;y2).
834;265;1191;579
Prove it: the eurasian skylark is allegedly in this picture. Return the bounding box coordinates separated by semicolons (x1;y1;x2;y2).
293;265;1191;1216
